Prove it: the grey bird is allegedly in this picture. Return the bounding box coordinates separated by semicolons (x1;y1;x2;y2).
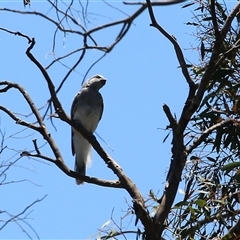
71;74;106;185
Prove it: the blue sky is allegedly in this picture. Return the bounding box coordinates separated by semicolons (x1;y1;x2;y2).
0;0;232;239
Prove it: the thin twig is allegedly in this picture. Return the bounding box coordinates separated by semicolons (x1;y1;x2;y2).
186;118;238;154
0;195;47;231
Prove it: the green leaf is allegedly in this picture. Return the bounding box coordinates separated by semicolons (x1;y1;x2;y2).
189;206;195;215
195;199;207;207
186;22;199;26
182;2;195;8
202;17;213;21
215;2;227;20
194;6;202;11
201;41;205;60
234;171;240;183
222;162;240;172
211;68;234;81
212;129;223;153
223;133;232;148
174;201;189;208
206;157;216;162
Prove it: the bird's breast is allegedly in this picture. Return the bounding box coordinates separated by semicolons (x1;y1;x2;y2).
73;105;101;132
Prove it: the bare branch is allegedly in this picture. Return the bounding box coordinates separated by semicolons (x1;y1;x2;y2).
0;157;21;184
45;48;84;70
56;49;86;93
0;27;32;42
124;0;187;5
163;104;178;129
20;150;123;188
0;81;43;127
0;105;40;132
145;0;193;88
0;8;84;36
143;1;192;233
0;195;47;231
47;0;87;33
32;139;40;155
82;52;107;84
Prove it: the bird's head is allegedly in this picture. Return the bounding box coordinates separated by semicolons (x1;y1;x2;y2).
83;74;106;90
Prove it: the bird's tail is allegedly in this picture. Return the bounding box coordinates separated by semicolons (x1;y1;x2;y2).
74;135;92;185
75;157;86;185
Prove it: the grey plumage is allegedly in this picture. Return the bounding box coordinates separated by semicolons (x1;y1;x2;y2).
71;74;106;185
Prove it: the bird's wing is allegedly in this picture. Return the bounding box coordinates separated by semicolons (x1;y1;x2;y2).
71;92;81;156
99;101;104;121
71;131;75;156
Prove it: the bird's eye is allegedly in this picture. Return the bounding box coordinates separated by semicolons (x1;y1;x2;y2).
95;75;102;79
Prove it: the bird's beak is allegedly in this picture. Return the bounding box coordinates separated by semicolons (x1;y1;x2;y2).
101;79;107;86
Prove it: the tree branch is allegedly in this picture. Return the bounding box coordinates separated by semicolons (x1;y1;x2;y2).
20;35;156;238
175;1;240;137
210;0;219;36
0;105;40;132
145;0;194;88
0;8;84;36
0;81;43;127
190;2;240;118
224;217;240;240
186;118;239;154
0;195;47;231
163;104;178;129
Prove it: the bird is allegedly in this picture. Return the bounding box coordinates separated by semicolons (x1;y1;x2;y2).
23;0;30;7
71;74;106;185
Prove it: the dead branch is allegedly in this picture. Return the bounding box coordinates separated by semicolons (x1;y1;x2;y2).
0;194;47;233
23;35;157;239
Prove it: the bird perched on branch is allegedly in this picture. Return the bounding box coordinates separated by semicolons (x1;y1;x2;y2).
71;74;106;185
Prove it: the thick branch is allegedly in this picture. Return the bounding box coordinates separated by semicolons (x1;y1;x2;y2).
163;104;177;129
210;0;219;36
144;1;190;235
154;132;186;235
